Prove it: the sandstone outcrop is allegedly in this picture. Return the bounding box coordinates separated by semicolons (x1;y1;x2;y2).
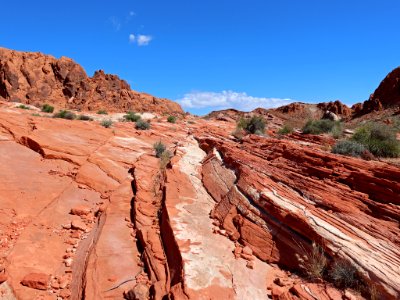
0;47;183;114
0;95;399;300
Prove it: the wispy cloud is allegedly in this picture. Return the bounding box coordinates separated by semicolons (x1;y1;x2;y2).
128;34;153;46
129;11;135;17
177;90;294;111
109;16;121;31
137;35;152;46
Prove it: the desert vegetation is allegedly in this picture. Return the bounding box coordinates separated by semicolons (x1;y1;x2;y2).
153;141;171;169
237;116;266;134
278;124;294;135
97;109;108;115
167;115;176;123
100;119;113;128
135;119;150;130
77;115;93;121
53;110;76;120
41;104;54;113
302;119;342;136
331;140;366;157
17;104;30;110
124;111;141;122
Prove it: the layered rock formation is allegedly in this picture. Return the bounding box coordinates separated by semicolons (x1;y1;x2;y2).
0;48;183;114
0;101;398;300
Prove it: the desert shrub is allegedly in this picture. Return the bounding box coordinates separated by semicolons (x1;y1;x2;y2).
329;260;359;289
41;104;54;113
351;123;400;157
101;119;113;128
31;113;41;117
18;104;30;110
77;115;93;121
124;111;141;122
153;141;166;158
278;124;294;135
135;119;150;130
187;120;195;124
297;242;327;280
97;109;108;115
159;150;172;169
231;128;245;140
167;115;176;123
54;110;76;120
237;116;266;134
302;119;337;134
332;140;366;157
330;123;344;139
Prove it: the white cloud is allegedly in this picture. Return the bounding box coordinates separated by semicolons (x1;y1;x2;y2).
129;11;136;16
137;35;152;46
177;90;294;111
129;34;136;43
109;16;121;31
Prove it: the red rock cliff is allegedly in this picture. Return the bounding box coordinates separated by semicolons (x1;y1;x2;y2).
0;47;183;114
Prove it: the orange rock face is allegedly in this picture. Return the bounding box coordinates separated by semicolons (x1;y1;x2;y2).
0;47;183;114
194;124;400;299
0;98;399;300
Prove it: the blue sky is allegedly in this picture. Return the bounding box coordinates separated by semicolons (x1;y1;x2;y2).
1;0;399;115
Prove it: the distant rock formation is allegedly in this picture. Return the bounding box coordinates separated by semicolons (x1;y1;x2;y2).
0;47;183;114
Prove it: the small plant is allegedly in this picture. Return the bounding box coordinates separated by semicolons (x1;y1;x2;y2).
97;109;108;115
237;116;266;134
124;111;141;122
231;128;245;140
41;104;54;113
302;119;336;134
297;242;327;280
101;119;113;128
278;124;294;135
159;150;172;169
187;120;195;124
332;140;366;157
351;123;400;158
153;141;166;158
329;260;359;289
53;110;76;120
77;115;93;121
167;116;176;123
330;123;344;139
18;104;30;110
31;113;41;117
135;119;150;130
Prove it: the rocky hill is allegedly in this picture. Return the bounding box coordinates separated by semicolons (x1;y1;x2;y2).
0;48;399;300
0;48;183;114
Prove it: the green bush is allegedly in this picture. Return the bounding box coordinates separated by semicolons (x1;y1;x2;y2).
351;123;400;157
18;104;30;110
167;115;176;123
237;116;266;134
332;140;366;157
77;115;93;121
153;141;166;158
54;110;76;120
41;104;54;113
97;110;108;115
101;119;113;128
124;111;141;122
302;119;337;134
278;124;293;135
135;119;150;130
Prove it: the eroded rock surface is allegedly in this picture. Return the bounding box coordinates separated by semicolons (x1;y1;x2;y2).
0;47;183;114
0;101;398;300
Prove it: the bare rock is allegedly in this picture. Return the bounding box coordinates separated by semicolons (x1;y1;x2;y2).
21;273;50;290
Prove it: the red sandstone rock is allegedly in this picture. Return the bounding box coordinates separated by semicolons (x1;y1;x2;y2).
21;273;50;290
70;205;91;216
0;47;183;114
